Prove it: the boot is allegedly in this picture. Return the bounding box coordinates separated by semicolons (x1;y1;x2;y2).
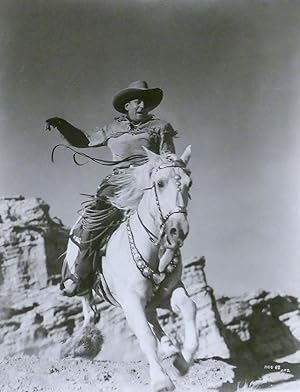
61;194;122;297
62;244;96;297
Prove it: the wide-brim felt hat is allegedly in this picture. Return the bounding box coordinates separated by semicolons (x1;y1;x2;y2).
113;80;163;114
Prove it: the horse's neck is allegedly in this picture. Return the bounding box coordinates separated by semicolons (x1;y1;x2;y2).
129;197;160;267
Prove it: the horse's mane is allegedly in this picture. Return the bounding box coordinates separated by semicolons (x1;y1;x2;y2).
107;157;161;211
107;153;191;211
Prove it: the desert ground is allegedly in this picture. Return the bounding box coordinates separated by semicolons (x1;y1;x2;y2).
1;353;300;392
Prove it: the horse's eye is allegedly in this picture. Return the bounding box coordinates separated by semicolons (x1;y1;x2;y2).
188;180;193;188
157;180;164;188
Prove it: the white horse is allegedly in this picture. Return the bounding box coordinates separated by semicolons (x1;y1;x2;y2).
64;146;198;392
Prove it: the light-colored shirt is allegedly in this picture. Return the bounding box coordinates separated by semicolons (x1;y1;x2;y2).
87;116;177;167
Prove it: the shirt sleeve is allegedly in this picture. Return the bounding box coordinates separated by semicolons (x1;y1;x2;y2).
87;125;109;147
159;123;177;155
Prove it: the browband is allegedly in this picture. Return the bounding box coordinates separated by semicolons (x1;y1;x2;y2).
158;159;186;170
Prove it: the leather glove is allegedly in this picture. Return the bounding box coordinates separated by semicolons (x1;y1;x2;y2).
45;117;89;147
45;117;66;131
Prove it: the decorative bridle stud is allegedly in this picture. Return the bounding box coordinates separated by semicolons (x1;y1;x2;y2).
174;174;182;191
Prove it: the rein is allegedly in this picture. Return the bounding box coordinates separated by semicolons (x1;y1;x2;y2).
137;209;159;245
51;144;146;166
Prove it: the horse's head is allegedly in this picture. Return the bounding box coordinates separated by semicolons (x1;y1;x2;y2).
144;146;192;250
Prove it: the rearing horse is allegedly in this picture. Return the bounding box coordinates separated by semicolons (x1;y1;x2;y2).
64;146;198;392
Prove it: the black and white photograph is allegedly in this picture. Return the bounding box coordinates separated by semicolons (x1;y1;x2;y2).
1;1;300;391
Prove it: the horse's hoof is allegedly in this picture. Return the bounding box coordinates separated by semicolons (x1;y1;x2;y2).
160;338;179;359
172;352;190;376
151;376;175;392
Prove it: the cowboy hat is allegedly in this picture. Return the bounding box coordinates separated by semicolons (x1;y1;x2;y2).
113;80;163;114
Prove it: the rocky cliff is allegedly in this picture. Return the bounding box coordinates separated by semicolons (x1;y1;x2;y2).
0;196;67;294
217;290;300;361
0;196;299;364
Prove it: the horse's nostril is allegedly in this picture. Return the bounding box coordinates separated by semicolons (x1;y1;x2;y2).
170;227;177;236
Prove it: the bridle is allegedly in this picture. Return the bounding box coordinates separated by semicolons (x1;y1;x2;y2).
137;158;189;246
126;158;190;288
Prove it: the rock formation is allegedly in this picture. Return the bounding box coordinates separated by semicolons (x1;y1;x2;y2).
217;291;300;361
0;196;67;295
0;196;72;356
0;196;299;364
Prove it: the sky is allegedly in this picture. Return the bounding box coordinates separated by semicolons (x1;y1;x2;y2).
1;0;300;298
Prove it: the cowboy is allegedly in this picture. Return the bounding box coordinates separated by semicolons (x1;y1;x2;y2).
46;80;178;296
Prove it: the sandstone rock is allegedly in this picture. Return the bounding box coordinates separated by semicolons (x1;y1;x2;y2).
0;196;68;299
217;291;300;361
0;196;71;357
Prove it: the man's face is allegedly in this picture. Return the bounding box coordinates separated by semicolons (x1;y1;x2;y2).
125;98;150;122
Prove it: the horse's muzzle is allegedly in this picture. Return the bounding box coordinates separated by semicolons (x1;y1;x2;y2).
165;216;189;249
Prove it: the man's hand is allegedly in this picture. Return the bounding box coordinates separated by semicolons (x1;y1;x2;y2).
45;117;65;131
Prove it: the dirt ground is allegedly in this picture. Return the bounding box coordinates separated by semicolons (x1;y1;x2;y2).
1;355;300;392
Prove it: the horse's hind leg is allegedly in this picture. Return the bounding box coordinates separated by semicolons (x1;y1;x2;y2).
82;293;99;327
121;294;175;392
170;286;198;375
60;293;102;359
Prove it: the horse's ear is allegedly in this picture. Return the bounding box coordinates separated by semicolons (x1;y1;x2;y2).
180;145;191;165
142;146;160;162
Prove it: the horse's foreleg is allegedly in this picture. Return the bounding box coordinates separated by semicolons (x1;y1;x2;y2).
146;308;179;358
170;286;198;375
121;295;175;392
